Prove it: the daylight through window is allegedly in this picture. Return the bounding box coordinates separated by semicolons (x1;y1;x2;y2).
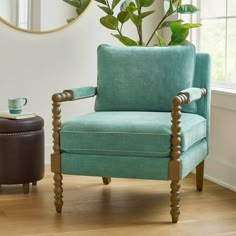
198;0;236;89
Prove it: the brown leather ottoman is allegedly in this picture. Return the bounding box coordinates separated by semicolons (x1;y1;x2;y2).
0;116;44;193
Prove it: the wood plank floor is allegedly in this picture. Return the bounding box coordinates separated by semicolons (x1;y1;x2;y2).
0;165;236;236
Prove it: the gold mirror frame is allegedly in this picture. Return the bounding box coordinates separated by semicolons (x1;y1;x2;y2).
0;0;92;34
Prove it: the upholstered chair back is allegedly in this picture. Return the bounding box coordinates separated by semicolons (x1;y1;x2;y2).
95;44;197;113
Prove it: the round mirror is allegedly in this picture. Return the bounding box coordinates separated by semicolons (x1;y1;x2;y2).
0;0;92;33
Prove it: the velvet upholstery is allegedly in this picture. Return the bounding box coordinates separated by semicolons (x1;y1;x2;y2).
194;53;211;146
61;139;207;180
95;44;196;113
61;111;206;157
61;153;170;180
64;86;96;100
178;88;203;103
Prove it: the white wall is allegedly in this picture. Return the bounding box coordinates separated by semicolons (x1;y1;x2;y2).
0;0;11;20
205;90;236;191
40;0;76;30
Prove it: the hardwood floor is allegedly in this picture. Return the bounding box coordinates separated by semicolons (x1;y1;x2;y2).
0;165;236;236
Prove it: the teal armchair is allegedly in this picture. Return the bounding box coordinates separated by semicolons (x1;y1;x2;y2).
51;44;211;223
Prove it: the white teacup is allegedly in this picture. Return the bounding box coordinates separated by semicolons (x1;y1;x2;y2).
8;98;27;114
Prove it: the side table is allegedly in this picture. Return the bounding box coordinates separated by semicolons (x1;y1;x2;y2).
0;116;44;193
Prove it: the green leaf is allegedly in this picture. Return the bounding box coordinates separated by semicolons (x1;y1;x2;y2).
95;0;107;4
135;0;141;8
112;34;138;46
156;33;167;46
81;0;91;9
130;14;142;27
98;5;114;15
76;0;91;15
62;0;80;8
76;8;83;15
67;17;76;23
183;23;201;29
169;22;189;44
100;15;119;30
120;0;134;11
170;29;189;45
178;0;182;7
160;19;183;29
126;3;137;13
169;40;189;46
164;0;176;14
177;4;199;14
138;0;155;7
140;10;155;19
112;0;122;9
117;11;130;23
169;21;182;33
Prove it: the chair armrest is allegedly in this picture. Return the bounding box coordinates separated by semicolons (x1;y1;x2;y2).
169;87;207;181
64;86;96;100
51;86;96;103
178;88;207;104
51;86;96;173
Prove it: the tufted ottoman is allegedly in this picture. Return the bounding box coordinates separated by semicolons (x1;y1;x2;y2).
0;116;44;193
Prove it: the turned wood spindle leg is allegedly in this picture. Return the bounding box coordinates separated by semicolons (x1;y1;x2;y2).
169;95;187;223
54;173;63;213
51;93;69;214
170;180;180;223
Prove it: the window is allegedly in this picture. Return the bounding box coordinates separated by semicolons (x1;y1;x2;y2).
198;0;236;89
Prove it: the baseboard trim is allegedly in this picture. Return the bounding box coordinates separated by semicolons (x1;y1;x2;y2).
205;158;236;192
204;174;236;192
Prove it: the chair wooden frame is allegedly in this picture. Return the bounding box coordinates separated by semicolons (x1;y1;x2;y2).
51;88;207;223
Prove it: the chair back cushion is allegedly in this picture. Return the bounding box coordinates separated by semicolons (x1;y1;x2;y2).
95;44;196;112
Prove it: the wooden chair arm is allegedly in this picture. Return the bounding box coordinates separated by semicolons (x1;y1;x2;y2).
169;88;207;181
51;87;97;173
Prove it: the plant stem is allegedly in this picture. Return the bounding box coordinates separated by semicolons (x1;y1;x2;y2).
138;26;143;46
145;11;171;46
137;8;143;45
117;28;123;37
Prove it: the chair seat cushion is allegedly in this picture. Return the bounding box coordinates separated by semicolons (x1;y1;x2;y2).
60;112;206;157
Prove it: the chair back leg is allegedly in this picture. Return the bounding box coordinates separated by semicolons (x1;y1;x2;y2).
102;177;111;185
196;160;205;191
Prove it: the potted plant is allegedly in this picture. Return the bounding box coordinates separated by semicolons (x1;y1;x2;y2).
95;0;200;46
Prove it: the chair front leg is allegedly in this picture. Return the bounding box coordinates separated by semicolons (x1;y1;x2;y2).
54;173;63;213
51;92;71;213
170;180;181;223
169;95;187;223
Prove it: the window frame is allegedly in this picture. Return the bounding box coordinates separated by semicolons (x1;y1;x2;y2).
194;0;236;91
